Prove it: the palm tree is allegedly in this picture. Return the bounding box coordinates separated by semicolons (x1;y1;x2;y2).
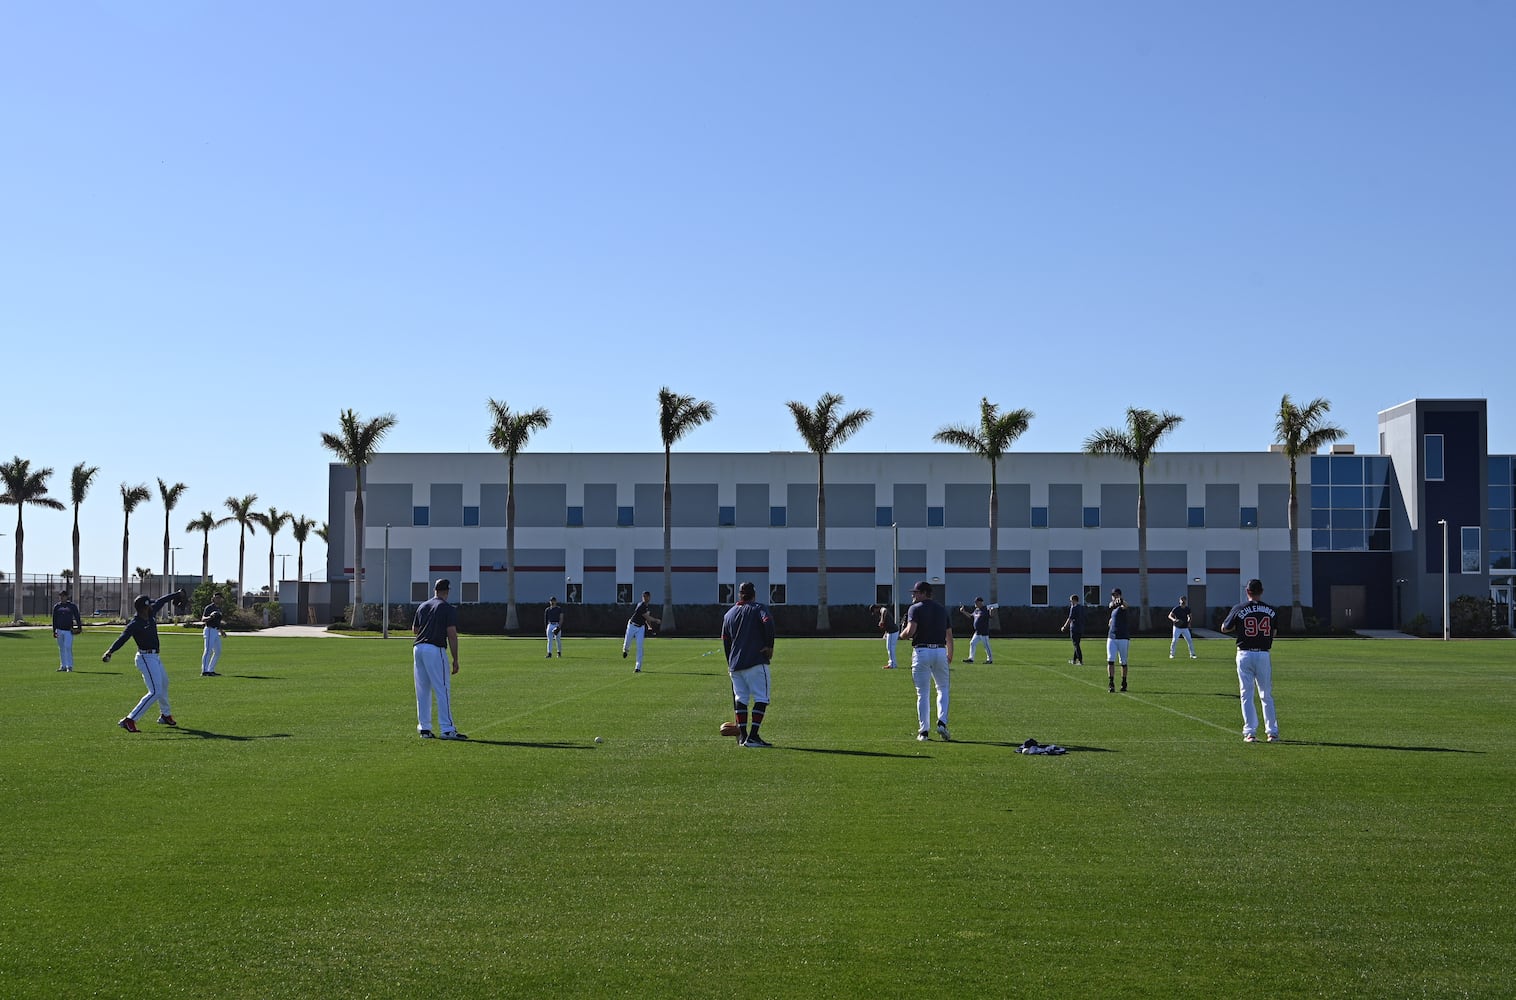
157;478;188;596
1084;407;1185;631
934;398;1035;615
1;458;66;621
185;510;228;584
135;567;153;587
486;398;552;631
787;393;873;631
70;463;100;601
291;515;317;610
320;409;398;627
223;494;260;609
252;506;291;608
118;483;151;617
657;387;716;633
1276;394;1346;632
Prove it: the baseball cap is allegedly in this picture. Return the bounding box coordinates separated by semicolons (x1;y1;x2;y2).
974;596;985;603
911;580;932;595
1111;588;1122;596
434;578;451;591
133;595;152;610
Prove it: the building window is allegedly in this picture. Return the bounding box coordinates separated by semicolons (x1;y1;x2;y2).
565;582;582;604
1031;506;1048;528
769;583;786;605
411;581;429;602
1240;506;1259;528
719;505;735;526
463;506;479;527
1425;434;1444;481
616;583;633;604
770;506;787;527
1084;585;1101;606
617;506;634;526
1188;506;1205;528
1083;506;1100;528
1461;526;1481;573
876;584;893;605
566;506;584;527
876;506;893;527
461;582;480;603
719;583;736;604
927;506;944;527
413;506;429;527
1031;585;1048;606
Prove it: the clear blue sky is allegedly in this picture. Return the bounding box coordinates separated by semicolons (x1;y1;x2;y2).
5;1;1513;586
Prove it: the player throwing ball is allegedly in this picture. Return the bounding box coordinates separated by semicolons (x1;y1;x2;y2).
1221;578;1280;743
721;582;776;748
103;591;187;731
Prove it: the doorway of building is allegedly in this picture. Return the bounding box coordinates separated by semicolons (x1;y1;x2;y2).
1491;583;1513;632
1331;585;1367;631
1188;583;1208;629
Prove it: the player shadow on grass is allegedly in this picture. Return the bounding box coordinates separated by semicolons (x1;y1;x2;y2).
441;737;593;750
778;746;929;760
1280;739;1482;753
168;728;293;741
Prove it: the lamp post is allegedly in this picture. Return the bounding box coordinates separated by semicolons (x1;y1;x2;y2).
892;522;899;624
1438;519;1450;641
382;524;390;640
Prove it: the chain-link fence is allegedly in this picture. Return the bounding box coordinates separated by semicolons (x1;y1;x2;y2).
1;573;209;619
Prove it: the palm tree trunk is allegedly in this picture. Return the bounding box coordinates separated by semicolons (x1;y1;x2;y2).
505;456;518;632
12;517;23;621
1137;467;1151;631
238;530;247;612
816;453;829;632
662;446;675;633
72;514;81;611
120;516;131;619
201;532;209;584
1288;459;1304;632
351;470;366;627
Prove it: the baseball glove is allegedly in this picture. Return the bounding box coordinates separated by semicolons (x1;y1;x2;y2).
719;721;742;738
172;595;190;614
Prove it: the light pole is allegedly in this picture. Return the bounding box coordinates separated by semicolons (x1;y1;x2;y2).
1438;519;1450;640
382;524;391;639
892;522;899;624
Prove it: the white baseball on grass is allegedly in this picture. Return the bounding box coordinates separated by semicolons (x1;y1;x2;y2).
594;736;603;744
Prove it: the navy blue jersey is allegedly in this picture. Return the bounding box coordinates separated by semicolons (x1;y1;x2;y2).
544;604;564;627
52;601;82;631
1170;603;1192;628
1064;603;1085;635
879;608;898;634
722;600;775;672
906;599;951;646
203;602;224;629
1222;600;1277;651
629;600;652;627
1107;604;1130;640
105;594;177;655
413;596;457;647
968;607;991;635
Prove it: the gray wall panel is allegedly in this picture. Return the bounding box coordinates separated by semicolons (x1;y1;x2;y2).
1048;484;1083;528
786;483;817;528
1258;483;1290;529
1145;483;1187;529
1206;483;1241;530
365;483;414;528
1101;484;1138;528
735;484;769;527
515;484;567;528
893;484;927;528
429;484;463;528
583;484;617;527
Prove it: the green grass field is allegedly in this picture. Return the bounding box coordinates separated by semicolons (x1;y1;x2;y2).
2;627;1512;999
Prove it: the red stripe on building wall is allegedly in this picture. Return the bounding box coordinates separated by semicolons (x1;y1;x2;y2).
429;565;462;573
478;565;567;573
946;567;1032;574
787;566;875;573
634;566;719;573
1101;566;1190;575
1207;567;1241;575
582;566;616;573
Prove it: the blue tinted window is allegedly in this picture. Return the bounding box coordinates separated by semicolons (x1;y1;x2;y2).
1369;530;1391;551
566;506;584;527
1372;507;1392;531
719;505;735;526
1331;486;1363;508
1311;508;1331;529
1310;455;1331;484
1031;506;1048;528
1332;529;1366;551
413;506;429;526
617;506;634;526
1311;529;1331;550
1083;506;1100;528
1425;434;1444;481
1488;456;1513;486
1487;508;1511;531
1240;506;1259;528
1333;508;1364;530
1330;456;1364;484
876;506;893;527
1364;483;1387;510
1310;485;1331;509
1366;456;1391;484
1490;528;1512;551
463;506;479;527
927;506;944;527
1187;506;1205;528
1490;485;1512;511
1492;551;1514;570
770;506;787;527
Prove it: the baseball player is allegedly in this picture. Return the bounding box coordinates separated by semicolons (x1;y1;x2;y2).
544;596;564;658
1221;578;1280;743
413;578;466;740
51;589;83;672
721;581;776;747
1060;593;1085;665
197;590;227;675
1168;595;1197;659
901;580;954;741
958;596;994;663
872;603;899;669
102;590;187;731
621;590;659;672
1106;588;1130;693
